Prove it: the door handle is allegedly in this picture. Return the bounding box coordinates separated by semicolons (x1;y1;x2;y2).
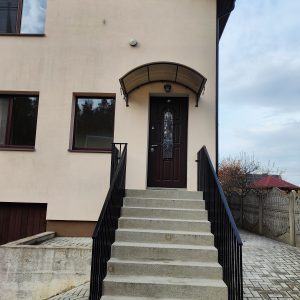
150;144;158;153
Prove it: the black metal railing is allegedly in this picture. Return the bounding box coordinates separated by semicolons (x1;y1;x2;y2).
89;143;127;300
197;146;243;300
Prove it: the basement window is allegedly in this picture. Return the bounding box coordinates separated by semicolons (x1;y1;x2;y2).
0;95;39;149
0;0;47;34
72;97;115;152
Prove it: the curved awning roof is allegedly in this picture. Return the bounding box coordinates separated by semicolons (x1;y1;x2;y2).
119;62;207;107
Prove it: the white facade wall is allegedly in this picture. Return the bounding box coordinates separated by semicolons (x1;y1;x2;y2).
0;0;217;222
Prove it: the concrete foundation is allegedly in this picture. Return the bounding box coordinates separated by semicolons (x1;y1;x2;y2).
0;232;92;300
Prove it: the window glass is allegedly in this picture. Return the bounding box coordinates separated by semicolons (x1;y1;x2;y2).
10;96;39;146
0;95;39;148
21;0;47;34
0;98;9;144
0;0;19;33
0;0;47;34
73;97;115;150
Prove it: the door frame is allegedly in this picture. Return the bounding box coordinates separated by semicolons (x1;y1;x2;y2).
147;95;189;188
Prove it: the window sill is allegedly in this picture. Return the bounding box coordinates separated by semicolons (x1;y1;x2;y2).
0;146;35;151
68;149;112;154
0;33;45;37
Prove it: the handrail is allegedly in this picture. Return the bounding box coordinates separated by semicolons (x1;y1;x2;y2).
197;146;243;300
89;143;127;300
199;146;242;244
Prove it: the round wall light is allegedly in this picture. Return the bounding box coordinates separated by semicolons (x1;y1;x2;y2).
129;39;138;47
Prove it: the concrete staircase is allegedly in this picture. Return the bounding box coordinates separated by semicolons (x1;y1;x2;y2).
101;189;227;300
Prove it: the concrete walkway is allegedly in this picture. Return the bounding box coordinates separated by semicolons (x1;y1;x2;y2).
48;230;300;300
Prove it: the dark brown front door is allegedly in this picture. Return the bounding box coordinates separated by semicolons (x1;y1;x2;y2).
147;97;188;188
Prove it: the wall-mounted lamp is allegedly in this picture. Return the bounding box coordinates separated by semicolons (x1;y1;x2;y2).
129;38;138;47
164;83;172;93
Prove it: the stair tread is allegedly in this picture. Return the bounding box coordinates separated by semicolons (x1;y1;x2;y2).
119;217;210;223
116;228;213;236
123;207;206;212
104;275;227;287
102;297;194;300
113;241;217;250
109;258;221;268
124;197;204;202
126;189;203;200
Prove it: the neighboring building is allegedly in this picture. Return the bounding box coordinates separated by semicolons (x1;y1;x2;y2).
248;175;300;192
0;0;235;242
246;173;281;185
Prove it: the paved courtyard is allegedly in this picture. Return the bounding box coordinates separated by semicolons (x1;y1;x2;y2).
48;230;300;300
241;230;300;300
48;282;90;300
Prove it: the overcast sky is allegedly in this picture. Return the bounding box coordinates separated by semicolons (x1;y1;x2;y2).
219;0;300;185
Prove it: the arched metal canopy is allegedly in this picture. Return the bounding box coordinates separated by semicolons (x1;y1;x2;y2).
119;62;207;107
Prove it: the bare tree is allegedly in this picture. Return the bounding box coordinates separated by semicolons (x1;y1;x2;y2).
219;153;261;200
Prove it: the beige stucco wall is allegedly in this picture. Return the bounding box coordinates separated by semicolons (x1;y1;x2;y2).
0;0;217;221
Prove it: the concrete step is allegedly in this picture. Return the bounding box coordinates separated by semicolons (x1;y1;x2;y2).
102;297;193;300
118;217;211;232
103;275;227;299
123;197;205;209
107;258;223;279
121;207;207;220
126;189;203;200
115;228;214;246
102;190;226;299
111;242;218;262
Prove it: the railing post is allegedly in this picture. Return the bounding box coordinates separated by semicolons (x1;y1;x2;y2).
110;144;119;184
259;196;263;235
289;190;296;246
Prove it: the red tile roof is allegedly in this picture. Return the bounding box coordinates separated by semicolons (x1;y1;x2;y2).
248;175;300;190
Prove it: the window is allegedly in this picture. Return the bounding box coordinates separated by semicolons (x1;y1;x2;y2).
72;97;115;151
0;95;39;148
0;0;46;34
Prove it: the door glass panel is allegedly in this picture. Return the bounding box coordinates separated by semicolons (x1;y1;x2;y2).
0;98;9;145
163;110;173;159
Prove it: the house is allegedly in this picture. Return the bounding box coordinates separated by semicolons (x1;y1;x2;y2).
246;173;281;185
248;175;300;192
1;1;244;299
0;0;236;242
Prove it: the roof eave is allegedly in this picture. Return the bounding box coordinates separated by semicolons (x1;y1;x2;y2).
218;0;236;39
